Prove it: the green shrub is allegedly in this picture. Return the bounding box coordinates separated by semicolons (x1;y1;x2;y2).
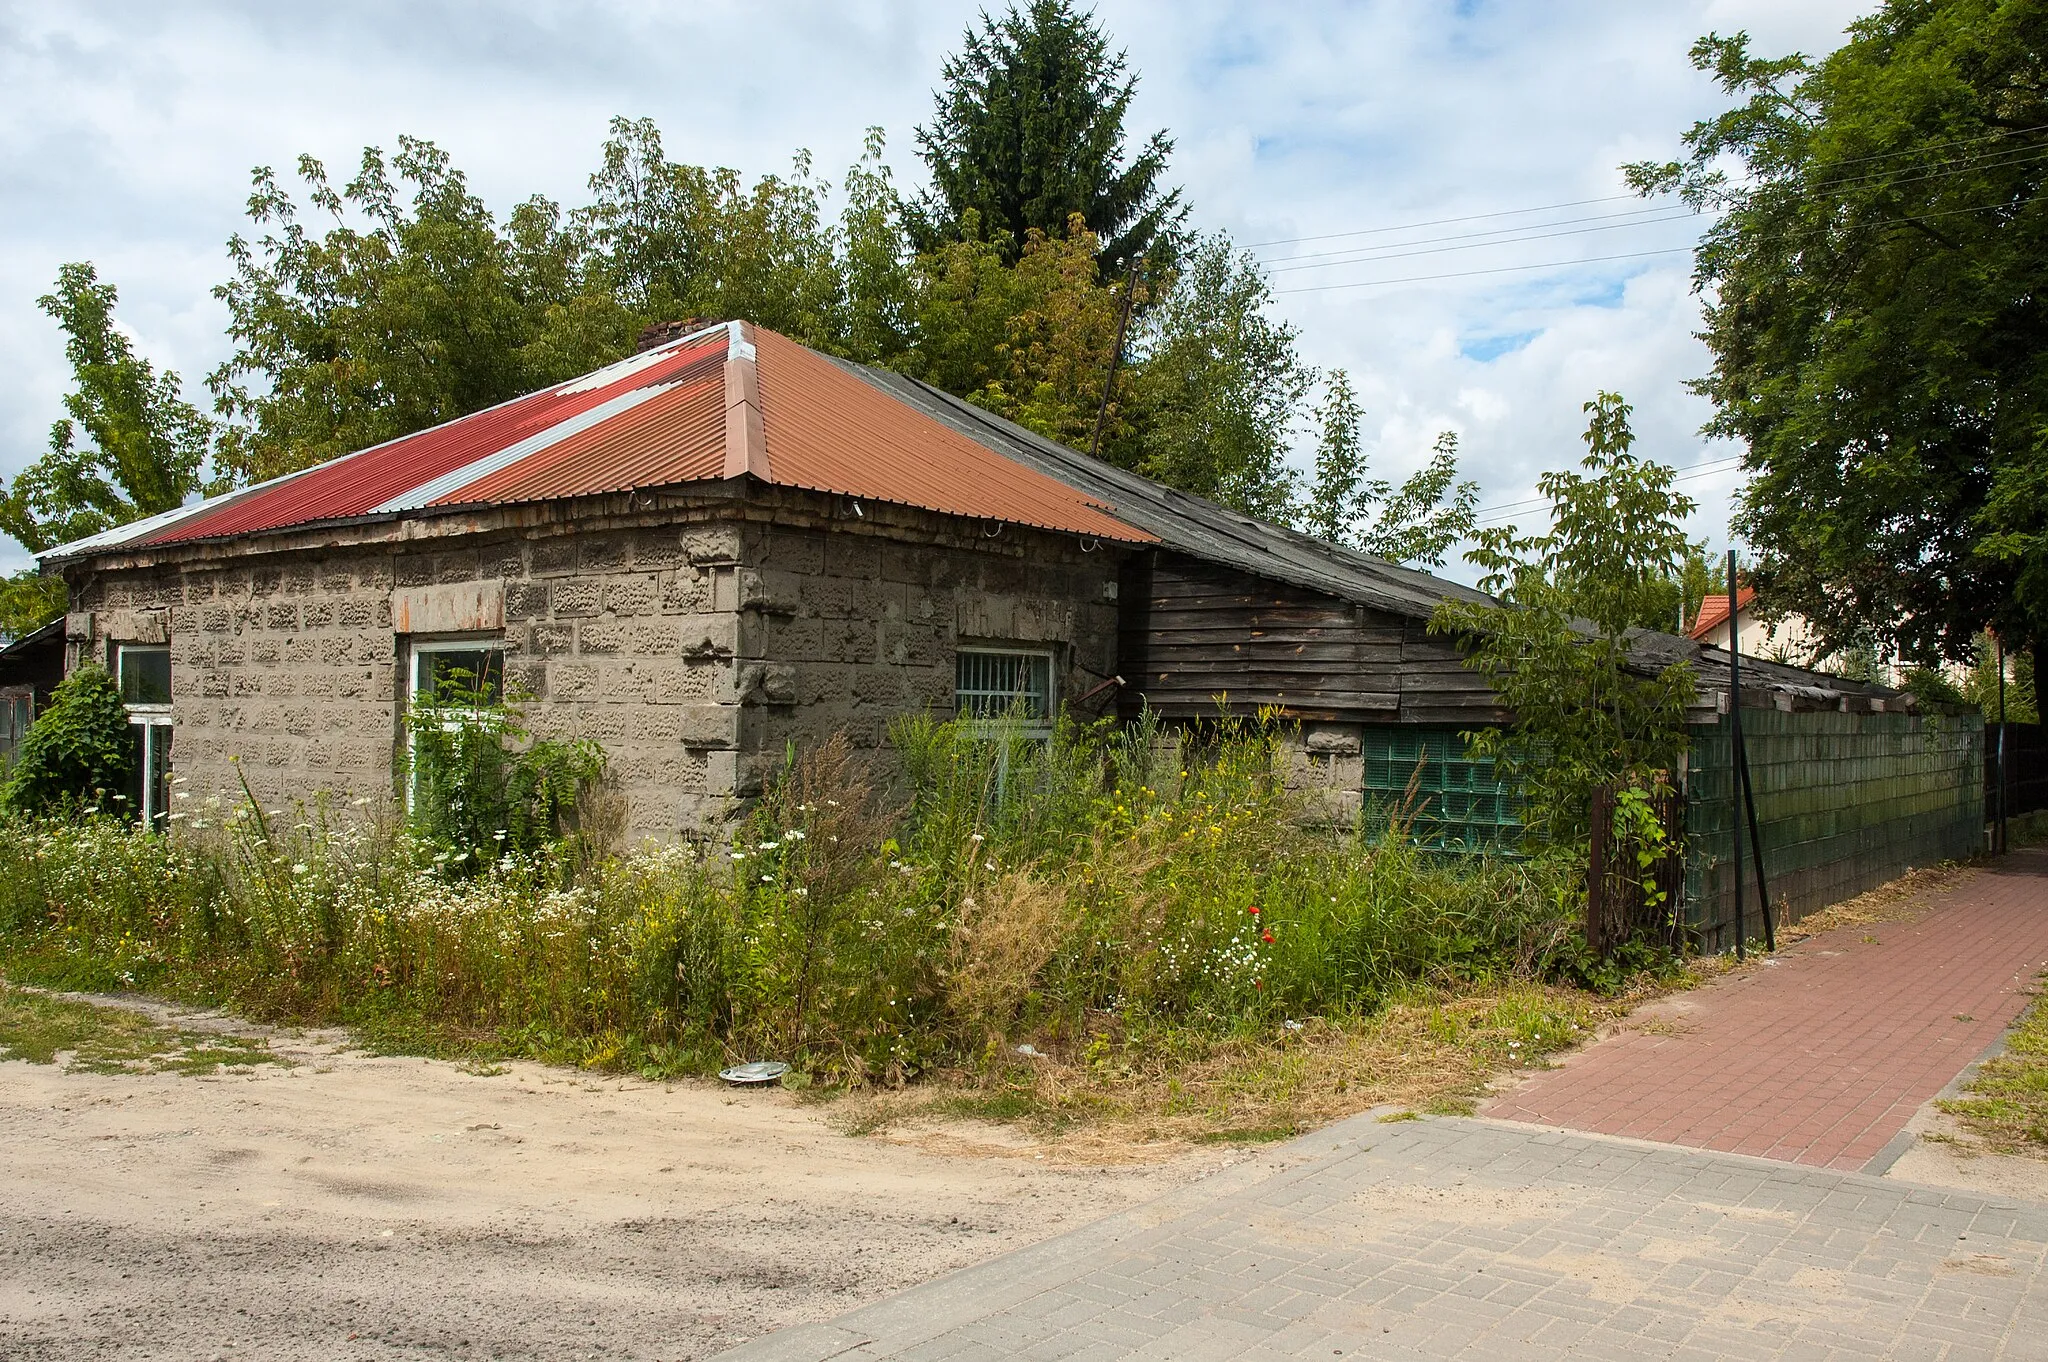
1;664;133;818
403;672;607;872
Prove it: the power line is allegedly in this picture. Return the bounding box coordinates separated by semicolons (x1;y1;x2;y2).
1250;129;2048;271
1255;202;1689;265
1247;195;1644;250
1472;456;1742;517
1260;152;2048;281
1264;209;1702;274
1470;457;1748;528
1273;187;2042;295
1273;246;1692;295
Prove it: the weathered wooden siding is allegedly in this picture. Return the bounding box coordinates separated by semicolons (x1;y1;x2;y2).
1117;551;1503;723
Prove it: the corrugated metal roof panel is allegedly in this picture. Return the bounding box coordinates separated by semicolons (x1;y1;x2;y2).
68;320;1153;555
139;330;729;547
439;361;727;505
751;328;1153;543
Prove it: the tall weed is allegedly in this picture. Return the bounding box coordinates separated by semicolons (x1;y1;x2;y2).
0;711;1579;1082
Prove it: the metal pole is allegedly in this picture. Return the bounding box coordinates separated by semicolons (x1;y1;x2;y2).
1728;550;1744;960
1090;259;1144;459
1727;556;1775;951
1739;728;1776;952
1998;637;2009;854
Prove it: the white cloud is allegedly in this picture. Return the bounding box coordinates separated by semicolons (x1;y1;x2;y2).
0;0;1870;576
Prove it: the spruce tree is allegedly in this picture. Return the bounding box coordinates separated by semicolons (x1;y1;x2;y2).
910;0;1184;278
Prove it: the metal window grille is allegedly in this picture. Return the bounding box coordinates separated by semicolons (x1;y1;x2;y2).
956;649;1054;727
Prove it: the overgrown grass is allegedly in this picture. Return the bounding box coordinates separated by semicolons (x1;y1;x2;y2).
0;983;285;1075
0;711;1619;1112
1940;981;2048;1153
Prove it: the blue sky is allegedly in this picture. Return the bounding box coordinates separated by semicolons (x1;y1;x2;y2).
0;0;1871;577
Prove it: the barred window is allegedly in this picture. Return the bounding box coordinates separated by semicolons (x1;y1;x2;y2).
955;648;1054;727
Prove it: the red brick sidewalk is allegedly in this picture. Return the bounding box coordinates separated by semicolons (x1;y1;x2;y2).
1484;849;2048;1170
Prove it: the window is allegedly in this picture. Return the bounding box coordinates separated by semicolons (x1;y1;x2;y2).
411;641;504;704
404;638;506;808
956;648;1055;732
116;643;173;830
0;692;33;770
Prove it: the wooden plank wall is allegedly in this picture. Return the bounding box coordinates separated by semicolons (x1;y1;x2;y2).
1116;550;1505;724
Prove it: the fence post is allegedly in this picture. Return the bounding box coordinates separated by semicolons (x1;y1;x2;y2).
1586;784;1612;956
1728;551;1745;960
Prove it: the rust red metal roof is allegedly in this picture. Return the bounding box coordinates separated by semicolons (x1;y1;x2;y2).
1687;586;1757;641
55;321;1152;557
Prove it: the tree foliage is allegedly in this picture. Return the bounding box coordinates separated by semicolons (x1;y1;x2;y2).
1628;7;2048;670
901;215;1132;449
209;136;636;482
1;664;134;816
910;0;1184;279
1432;394;1699;844
0;573;66;643
1129;233;1311;519
1301;371;1478;567
0;263;215;556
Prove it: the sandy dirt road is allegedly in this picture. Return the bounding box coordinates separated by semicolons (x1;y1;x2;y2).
0;1004;1218;1362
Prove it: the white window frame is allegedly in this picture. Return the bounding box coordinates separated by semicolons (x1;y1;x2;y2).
403;635;507;808
955;646;1057;738
115;642;173;829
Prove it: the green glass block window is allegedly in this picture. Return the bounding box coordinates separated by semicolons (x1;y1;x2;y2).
1361;725;1522;852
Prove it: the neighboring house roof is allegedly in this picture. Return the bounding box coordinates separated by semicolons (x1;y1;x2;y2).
1687;587;1757;641
42;322;1152;561
0;618;64;696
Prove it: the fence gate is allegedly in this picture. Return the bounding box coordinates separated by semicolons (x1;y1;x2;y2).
1587;781;1685;956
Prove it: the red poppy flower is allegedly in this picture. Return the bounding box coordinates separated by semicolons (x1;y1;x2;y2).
1248;905;1261;915
1261;930;1275;944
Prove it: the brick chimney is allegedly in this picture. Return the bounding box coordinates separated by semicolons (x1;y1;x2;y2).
635;318;718;353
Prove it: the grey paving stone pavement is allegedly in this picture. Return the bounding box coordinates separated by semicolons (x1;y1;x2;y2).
712;1115;2048;1362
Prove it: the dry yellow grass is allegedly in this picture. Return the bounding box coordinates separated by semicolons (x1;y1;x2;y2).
1776;862;1977;946
832;979;1662;1159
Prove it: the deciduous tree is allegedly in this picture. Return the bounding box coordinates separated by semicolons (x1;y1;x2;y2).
1129;233;1309;519
209;137;633;481
0;263;215;556
1432;393;1698;843
1628;6;2048;675
1300;372;1477;567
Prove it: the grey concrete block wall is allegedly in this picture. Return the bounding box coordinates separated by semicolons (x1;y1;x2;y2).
729;515;1123;795
69;513;750;842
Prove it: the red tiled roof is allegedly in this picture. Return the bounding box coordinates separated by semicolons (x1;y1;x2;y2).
1687;586;1757;641
75;322;1152;556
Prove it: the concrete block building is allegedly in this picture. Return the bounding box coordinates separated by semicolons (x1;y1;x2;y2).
44;319;1918;858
